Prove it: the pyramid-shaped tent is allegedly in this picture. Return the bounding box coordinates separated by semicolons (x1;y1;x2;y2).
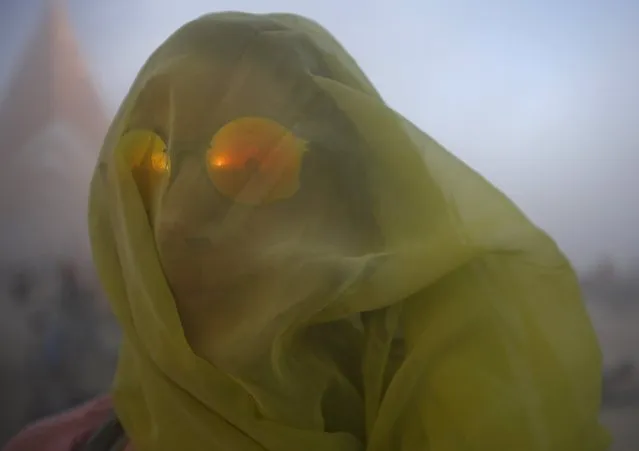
0;0;109;265
0;0;108;152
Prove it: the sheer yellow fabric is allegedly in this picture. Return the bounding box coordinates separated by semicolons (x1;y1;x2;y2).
88;12;609;451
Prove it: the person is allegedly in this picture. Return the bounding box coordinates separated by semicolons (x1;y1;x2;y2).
3;11;610;451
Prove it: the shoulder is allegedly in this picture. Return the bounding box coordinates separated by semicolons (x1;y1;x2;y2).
2;396;113;451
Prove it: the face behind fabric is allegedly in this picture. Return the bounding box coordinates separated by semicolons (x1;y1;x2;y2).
90;13;608;451
121;32;379;370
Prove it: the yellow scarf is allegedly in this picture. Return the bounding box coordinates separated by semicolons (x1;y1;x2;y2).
88;12;609;451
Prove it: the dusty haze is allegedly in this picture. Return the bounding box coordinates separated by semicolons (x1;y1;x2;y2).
0;0;637;449
2;0;638;270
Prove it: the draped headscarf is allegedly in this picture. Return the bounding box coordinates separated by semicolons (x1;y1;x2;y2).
88;12;608;451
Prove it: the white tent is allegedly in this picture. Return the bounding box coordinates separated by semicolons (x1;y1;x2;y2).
0;0;108;267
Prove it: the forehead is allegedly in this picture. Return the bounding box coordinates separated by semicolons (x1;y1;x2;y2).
127;45;325;148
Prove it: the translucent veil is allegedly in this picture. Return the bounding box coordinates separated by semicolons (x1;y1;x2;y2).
88;12;608;451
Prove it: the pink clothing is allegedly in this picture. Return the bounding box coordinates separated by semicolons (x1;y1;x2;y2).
2;396;130;451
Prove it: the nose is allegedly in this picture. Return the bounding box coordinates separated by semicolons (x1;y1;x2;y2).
155;216;189;238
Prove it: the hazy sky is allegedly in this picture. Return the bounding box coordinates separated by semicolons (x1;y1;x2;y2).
0;0;638;270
